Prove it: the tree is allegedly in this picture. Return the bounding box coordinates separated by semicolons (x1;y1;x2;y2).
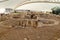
51;6;60;15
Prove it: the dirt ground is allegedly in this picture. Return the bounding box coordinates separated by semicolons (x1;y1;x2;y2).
0;12;60;40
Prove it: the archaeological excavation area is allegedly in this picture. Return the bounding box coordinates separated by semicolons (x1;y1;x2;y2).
0;11;60;40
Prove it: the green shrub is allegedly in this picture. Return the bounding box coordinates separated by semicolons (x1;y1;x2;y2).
51;7;60;15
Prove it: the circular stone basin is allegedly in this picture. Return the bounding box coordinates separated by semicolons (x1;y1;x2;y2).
38;19;59;26
39;20;54;24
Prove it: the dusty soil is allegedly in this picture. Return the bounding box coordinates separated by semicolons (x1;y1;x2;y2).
0;12;60;40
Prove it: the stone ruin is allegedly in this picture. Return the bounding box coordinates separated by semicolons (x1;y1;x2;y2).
0;11;59;29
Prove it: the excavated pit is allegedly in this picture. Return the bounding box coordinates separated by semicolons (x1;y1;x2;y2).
0;11;60;40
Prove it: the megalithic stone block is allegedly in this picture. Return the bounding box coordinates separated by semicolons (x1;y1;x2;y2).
26;20;30;27
0;14;1;22
28;20;31;27
33;21;38;28
20;20;23;27
22;20;27;27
